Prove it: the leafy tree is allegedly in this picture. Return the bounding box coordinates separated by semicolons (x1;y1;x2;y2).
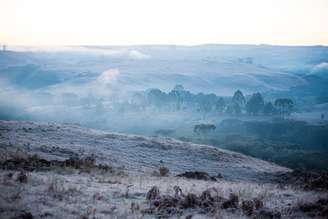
225;90;246;115
169;85;193;110
193;124;216;135
274;98;294;116
246;92;264;115
232;90;246;107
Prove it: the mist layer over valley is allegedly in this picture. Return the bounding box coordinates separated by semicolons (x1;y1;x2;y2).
1;45;328;218
1;45;328;169
1;45;328;123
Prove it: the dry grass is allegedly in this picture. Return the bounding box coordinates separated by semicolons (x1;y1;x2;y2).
0;121;326;218
0;169;327;219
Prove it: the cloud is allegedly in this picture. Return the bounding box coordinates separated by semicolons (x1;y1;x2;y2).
97;69;120;85
83;68;121;97
128;50;151;60
309;62;328;80
311;62;328;74
10;46;151;60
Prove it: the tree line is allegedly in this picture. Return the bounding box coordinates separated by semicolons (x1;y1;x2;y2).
132;85;294;116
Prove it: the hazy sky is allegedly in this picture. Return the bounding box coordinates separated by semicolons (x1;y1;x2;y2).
1;0;328;46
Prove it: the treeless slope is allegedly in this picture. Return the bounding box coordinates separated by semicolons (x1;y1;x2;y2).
0;120;290;182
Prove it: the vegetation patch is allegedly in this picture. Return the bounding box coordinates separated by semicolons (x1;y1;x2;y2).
176;171;220;181
299;198;328;218
0;151;113;173
143;186;271;218
274;170;328;191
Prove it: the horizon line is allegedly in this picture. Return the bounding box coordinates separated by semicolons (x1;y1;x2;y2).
1;43;328;48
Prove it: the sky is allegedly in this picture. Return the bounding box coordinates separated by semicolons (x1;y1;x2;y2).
0;0;328;46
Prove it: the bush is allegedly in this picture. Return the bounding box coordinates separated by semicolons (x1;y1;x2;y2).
159;166;170;177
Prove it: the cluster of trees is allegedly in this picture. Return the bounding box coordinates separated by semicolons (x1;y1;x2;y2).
132;85;219;112
132;85;294;116
218;90;294;116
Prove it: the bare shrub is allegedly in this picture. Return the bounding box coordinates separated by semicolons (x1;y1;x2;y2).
144;186;232;217
176;171;217;181
143;185;269;218
253;198;264;210
242;200;254;216
255;208;281;219
173;186;184;198
14;212;34;219
299;198;328;218
146;186;160;200
159;166;170;177
180;193;199;208
16;171;28;184
1;153;113;174
222;193;239;209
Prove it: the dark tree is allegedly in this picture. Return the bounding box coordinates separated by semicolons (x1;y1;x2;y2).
169;85;192;110
246;92;264;115
193;124;216;135
274;98;294;116
232;90;246;107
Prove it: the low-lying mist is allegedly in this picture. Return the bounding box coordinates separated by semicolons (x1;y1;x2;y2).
1;44;328;170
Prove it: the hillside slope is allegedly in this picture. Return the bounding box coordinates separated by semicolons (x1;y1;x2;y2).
1;120;327;219
0;120;289;182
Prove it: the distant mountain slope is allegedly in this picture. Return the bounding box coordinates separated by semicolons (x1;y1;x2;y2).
0;120;290;182
2;44;327;94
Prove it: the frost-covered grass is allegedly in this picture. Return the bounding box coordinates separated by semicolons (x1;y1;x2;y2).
0;120;326;218
0;169;326;219
0;120;290;182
